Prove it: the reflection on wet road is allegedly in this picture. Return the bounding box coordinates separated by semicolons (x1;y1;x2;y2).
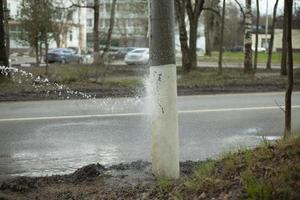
0;92;300;178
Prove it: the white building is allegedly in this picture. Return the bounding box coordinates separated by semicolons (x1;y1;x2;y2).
7;0;87;53
251;29;300;52
85;0;148;48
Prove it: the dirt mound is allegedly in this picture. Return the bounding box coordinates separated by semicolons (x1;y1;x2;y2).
68;163;106;183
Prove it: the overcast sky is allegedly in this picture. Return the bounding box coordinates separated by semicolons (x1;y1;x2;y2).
259;0;285;15
230;0;299;15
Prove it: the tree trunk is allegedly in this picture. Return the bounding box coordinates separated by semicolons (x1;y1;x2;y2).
0;0;8;67
45;37;49;75
102;0;117;57
244;0;253;74
174;0;192;72
100;0;117;81
281;1;288;76
35;39;40;67
218;0;225;74
266;0;279;70
254;0;259;71
204;22;212;56
284;0;294;138
189;20;198;70
93;0;100;64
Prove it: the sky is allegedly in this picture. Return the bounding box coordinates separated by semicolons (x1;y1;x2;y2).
259;0;285;15
230;0;299;15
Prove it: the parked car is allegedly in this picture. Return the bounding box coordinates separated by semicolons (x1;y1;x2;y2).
124;48;149;65
252;47;266;52
45;48;82;64
228;46;243;52
115;47;136;60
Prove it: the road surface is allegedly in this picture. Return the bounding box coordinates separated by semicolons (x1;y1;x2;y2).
0;92;300;178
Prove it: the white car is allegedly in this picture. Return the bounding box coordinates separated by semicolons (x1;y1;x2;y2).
252;47;266;52
124;48;149;65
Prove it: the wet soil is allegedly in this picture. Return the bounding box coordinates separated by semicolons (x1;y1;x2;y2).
1;136;299;200
1;84;299;102
0;160;202;200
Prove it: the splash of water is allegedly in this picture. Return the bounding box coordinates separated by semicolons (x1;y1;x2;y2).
0;66;96;100
0;66;145;113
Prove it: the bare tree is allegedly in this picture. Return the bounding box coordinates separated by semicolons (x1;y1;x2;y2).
63;0;101;63
284;0;294;138
0;0;8;68
223;2;244;49
175;0;191;72
244;0;253;74
266;0;279;70
204;0;220;56
19;0;55;67
53;4;74;48
218;0;225;74
175;0;206;73
253;0;259;71
233;0;245;22
186;0;206;71
101;0;117;57
93;0;100;54
281;1;288;76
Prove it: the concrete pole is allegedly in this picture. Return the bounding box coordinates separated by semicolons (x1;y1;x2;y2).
149;0;179;179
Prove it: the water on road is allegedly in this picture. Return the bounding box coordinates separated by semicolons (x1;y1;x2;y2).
0;92;299;178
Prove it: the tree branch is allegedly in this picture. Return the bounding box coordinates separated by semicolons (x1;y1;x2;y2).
233;0;245;20
203;7;221;18
195;0;205;18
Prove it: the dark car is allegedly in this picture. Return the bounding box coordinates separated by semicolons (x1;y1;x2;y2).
228;46;243;52
115;47;136;60
46;48;82;64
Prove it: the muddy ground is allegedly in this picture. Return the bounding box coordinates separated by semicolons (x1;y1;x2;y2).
0;161;202;200
1;84;299;102
1;136;299;200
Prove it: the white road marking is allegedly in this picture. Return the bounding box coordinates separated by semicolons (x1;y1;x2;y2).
0;105;299;122
180;105;300;114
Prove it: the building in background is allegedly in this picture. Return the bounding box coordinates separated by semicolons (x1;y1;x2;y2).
251;18;300;52
7;0;87;53
85;0;148;49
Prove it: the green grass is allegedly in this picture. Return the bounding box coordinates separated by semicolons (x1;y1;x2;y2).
199;51;300;64
0;64;299;95
177;67;293;88
155;134;300;199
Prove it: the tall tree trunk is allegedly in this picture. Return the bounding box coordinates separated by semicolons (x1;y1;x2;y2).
284;0;294;138
204;21;212;56
174;0;192;72
0;0;8;67
100;0;117;81
35;39;40;67
45;37;49;75
102;0;117;57
218;0;225;74
266;0;279;70
281;1;288;76
204;1;213;57
244;0;253;74
189;21;198;70
93;0;100;64
254;0;259;71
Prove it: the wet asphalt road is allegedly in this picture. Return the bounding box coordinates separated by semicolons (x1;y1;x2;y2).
0;92;300;178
